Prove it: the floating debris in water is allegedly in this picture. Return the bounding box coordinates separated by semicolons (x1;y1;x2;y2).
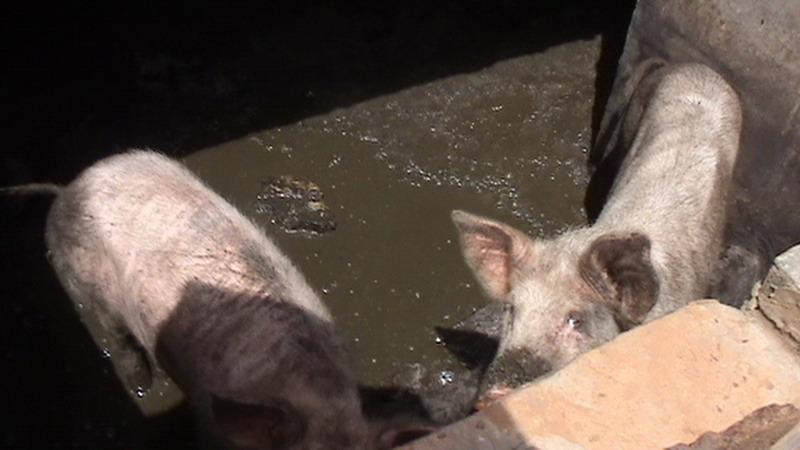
254;175;337;235
134;386;146;398
375;152;551;233
439;370;456;385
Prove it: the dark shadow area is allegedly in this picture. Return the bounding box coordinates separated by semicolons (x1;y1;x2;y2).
433;327;499;370
584;59;667;221
2;1;636;447
590;6;636;150
6;1;634;185
358;385;432;422
386;303;506;423
433;301;506;371
0;195;197;449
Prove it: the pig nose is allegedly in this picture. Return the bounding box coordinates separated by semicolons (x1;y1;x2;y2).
504;348;553;381
517;352;553;379
480;349;552;398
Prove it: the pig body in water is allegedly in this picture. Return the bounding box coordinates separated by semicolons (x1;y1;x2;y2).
452;64;742;382
45;150;427;449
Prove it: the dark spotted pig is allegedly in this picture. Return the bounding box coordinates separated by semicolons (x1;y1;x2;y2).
453;64;742;378
45;150;425;450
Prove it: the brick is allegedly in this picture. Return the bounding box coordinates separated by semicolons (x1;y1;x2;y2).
666;403;800;450
401;301;800;450
775;245;800;290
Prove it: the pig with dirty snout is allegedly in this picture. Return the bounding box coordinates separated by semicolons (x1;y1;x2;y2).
452;64;742;382
45;150;429;449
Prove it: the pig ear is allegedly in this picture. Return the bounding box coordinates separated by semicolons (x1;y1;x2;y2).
579;233;658;326
451;210;536;302
211;394;306;449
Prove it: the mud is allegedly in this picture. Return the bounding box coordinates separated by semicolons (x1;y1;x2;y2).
255;175;337;235
182;38;598;385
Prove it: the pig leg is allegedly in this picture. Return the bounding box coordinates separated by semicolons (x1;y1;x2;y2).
60;277;156;395
711;244;771;307
104;323;155;395
46;212;156;397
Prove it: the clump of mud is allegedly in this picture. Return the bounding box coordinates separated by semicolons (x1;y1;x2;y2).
255;175;337;235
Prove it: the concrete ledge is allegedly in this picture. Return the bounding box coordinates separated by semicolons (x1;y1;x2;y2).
401;301;800;450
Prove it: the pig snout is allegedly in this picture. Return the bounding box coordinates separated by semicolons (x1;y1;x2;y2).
477;348;553;407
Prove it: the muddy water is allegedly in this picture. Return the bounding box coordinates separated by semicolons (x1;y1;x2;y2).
183;37;597;386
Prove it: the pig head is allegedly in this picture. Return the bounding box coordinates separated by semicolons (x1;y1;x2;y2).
452;63;742;381
452;211;656;374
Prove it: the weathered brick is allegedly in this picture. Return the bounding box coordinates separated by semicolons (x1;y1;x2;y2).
401;301;800;450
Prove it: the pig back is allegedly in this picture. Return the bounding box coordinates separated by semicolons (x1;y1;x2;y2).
45;150;331;357
595;65;742;313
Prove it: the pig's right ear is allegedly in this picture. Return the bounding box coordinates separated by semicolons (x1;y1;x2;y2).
451;210;536;302
211;394;306;449
578;232;658;326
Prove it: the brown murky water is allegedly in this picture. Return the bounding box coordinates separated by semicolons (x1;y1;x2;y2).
183;37;596;386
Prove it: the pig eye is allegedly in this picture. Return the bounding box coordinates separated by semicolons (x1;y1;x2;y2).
566;313;582;330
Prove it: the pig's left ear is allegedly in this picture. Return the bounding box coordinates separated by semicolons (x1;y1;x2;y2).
451;210;536;302
579;232;658;327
